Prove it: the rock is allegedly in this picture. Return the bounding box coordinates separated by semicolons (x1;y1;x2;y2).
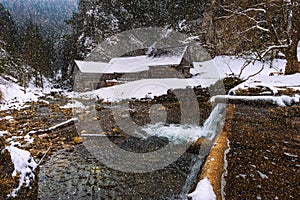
112;128;119;133
210;77;243;95
62;144;73;151
187;137;205;154
73;137;83;144
93;117;99;121
0;136;15;198
0;136;5;150
95;106;104;111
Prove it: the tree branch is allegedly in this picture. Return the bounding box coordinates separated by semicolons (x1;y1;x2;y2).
261;44;289;58
244;63;265;81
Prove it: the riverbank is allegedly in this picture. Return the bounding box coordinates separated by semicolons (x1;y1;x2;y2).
0;87;213;199
197;102;299;200
225;103;299;199
1;88;299;199
0;97;78;199
197;104;235;200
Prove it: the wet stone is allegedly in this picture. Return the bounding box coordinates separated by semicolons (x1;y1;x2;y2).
1;90;214;198
38;141;198;199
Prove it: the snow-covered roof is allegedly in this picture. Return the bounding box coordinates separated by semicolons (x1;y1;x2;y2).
75;59;149;73
111;46;188;68
75;46;188;74
75;61;110;73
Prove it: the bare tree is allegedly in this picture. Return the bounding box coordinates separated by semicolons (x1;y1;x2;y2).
211;0;300;75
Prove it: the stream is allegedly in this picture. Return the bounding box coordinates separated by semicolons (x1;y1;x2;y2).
37;103;226;199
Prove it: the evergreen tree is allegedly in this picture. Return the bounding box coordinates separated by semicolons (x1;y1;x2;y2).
0;3;19;57
59;34;80;87
66;0;208;59
22;21;54;87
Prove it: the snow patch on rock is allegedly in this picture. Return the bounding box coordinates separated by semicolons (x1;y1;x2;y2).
6;146;38;197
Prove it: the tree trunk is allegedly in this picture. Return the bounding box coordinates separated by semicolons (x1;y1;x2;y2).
35;71;38;87
285;4;300;75
40;72;44;89
284;41;299;75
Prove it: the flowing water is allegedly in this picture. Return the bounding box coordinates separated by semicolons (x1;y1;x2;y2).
38;103;226;199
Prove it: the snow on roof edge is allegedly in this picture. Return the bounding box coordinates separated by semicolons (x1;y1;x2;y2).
75;60;109;73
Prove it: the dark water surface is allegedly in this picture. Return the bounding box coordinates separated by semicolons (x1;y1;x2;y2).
38;138;198;200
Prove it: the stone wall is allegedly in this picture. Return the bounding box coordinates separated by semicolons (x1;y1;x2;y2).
75;65;192;90
149;66;190;78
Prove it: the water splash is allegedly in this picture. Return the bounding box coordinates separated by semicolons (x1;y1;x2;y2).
138;103;226;143
180;103;226;199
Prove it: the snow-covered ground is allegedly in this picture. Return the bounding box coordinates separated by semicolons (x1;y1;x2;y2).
229;73;300;94
60;100;85;109
6;145;38;197
75;78;210;102
73;55;299;103
2;54;299;109
192;56;286;80
0;75;55;110
193;55;300;91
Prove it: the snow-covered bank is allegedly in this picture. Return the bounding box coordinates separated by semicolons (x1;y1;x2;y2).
75;78;210;102
193;56;299;93
0;76;54;110
193;56;300;106
229;73;300;95
1;52;299;109
192;56;286;80
6;146;38;197
212;95;300;107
